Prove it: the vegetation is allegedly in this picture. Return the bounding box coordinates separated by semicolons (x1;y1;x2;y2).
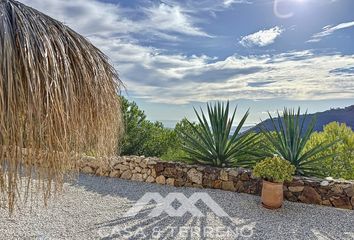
120;99;353;180
260;108;335;177
253;156;296;183
179;101;259;167
0;0;122;212
119;97;177;157
119;99;354;180
305;122;354;180
160;118;199;162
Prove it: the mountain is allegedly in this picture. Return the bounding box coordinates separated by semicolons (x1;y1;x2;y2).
249;105;354;133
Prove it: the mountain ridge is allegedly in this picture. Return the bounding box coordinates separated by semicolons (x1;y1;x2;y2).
249;105;354;133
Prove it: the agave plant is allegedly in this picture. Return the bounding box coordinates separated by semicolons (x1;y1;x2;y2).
260;108;335;177
180;101;259;167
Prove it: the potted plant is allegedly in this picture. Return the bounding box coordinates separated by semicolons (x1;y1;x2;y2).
253;156;296;209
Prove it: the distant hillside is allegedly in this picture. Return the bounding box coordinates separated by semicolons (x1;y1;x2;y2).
250;105;354;133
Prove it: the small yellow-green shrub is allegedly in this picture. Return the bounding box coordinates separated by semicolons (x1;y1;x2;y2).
305;122;354;180
253;156;296;183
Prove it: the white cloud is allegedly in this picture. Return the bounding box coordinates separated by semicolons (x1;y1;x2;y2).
92;35;354;104
142;4;210;37
20;0;209;40
239;26;284;47
18;0;354;105
223;0;252;7
308;21;354;42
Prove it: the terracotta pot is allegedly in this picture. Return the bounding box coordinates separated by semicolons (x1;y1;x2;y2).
261;180;283;209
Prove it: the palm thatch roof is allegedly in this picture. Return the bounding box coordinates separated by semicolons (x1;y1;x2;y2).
0;0;122;212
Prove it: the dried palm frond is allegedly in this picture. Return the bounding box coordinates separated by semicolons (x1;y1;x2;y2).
0;0;122;212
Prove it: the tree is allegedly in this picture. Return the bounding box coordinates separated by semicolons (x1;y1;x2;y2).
119;97;176;157
160;118;199;162
305;122;354;180
119;97;148;155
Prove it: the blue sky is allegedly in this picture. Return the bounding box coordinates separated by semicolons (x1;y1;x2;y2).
21;0;354;126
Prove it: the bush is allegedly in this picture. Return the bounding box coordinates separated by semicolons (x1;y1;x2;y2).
179;101;259;167
160;118;198;162
119;97;177;157
260;108;335;177
253;156;296;183
305;122;354;180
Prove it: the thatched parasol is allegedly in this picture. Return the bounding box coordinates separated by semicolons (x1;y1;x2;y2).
0;0;122;212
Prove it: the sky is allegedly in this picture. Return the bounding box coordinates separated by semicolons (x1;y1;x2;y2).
20;0;354;127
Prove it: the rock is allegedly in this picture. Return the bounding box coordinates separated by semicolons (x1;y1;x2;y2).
288;186;304;193
320;181;329;187
220;170;228;181
156;175;166;184
166;178;175;186
351;197;354;207
288;177;304;185
234;181;244;192
344;185;354;197
240;172;249;181
154;163;164;174
187;168;203;185
284;191;293;199
229;170;238;177
197;166;205;171
202;179;213;188
321;200;332;206
163;167;178;178
132;173;143;182
318;188;329;195
129;163;134;170
325;177;334;181
330;185;343;194
151;169;157;178
81;166;94;174
139;161;147;168
148;160;157;165
109;170;120;178
212;180;222;189
175;179;185;187
121;170;132;180
299;186;321;204
146;176;155;183
330;197;352;210
222;181;236;191
134;167;142;173
95;167;109;176
114;164;129;171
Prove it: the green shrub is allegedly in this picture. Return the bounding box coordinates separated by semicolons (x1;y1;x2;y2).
305;122;354;180
260;108;335;177
253;156;296;183
119;97;177;157
179;101;259;167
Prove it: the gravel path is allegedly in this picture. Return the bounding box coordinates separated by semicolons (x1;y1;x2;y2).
0;174;353;240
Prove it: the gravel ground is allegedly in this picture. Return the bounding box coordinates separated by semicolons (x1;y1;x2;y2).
0;174;353;240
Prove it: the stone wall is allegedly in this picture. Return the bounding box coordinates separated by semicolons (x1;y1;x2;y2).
78;155;354;210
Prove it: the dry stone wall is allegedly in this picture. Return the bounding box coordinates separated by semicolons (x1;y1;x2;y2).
78;155;354;210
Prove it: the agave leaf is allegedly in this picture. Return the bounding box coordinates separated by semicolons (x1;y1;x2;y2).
181;101;258;167
260;108;336;177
